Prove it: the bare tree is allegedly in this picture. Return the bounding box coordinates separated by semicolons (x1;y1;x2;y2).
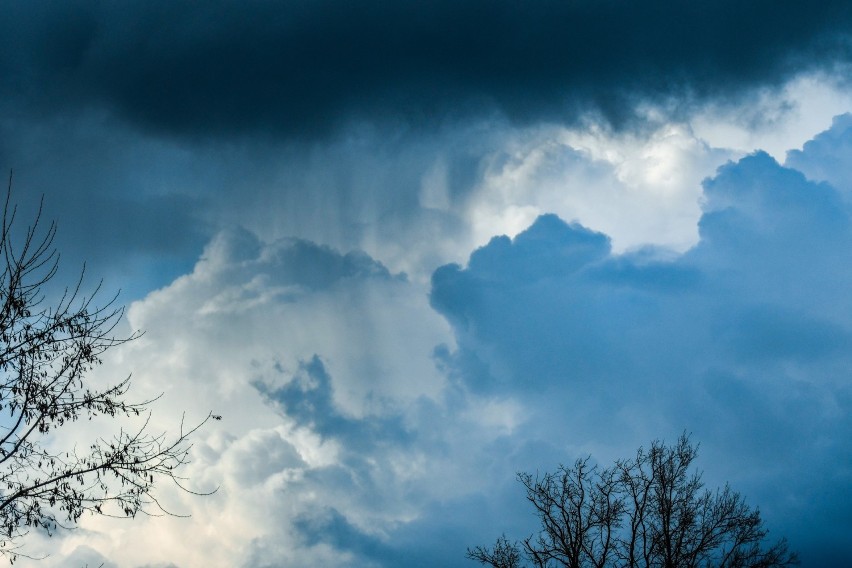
516;458;622;568
468;535;524;568
0;178;215;561
468;434;798;568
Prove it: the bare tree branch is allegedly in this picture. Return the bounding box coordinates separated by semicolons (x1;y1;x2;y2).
0;177;214;562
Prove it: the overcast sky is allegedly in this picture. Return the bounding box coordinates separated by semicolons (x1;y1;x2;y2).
2;2;852;566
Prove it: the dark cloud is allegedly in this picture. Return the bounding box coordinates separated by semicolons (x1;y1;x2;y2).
2;1;851;140
0;107;499;303
0;113;211;301
430;135;852;564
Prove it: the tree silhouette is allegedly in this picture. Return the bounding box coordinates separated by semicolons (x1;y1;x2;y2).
468;434;797;568
0;178;214;562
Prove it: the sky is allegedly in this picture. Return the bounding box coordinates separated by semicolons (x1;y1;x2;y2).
1;1;852;566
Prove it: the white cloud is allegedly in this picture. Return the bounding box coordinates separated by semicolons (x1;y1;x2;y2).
465;122;734;254
692;73;852;160
33;228;529;567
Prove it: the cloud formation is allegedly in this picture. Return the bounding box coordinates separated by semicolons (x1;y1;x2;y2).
25;115;852;567
2;1;851;139
32;226;480;567
3;4;851;563
431;125;852;565
2;63;848;305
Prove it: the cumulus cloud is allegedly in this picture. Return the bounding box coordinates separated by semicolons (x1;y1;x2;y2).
786;112;852;190
431;125;852;565
31;115;852;566
22;115;850;568
32;226;527;567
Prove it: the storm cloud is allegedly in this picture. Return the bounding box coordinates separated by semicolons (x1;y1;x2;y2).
3;3;852;567
2;0;851;139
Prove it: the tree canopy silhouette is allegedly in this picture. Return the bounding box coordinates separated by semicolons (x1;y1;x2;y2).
0;178;214;562
468;434;797;568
